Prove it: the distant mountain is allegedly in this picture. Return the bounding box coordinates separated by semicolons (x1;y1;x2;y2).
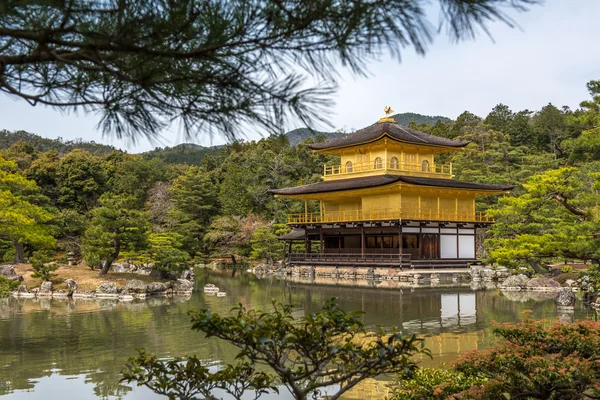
284;128;347;147
1;112;450;164
284;112;451;146
142;143;223;166
391;112;451;126
0;129;119;156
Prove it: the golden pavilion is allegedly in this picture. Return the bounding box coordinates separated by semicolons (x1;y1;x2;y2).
270;110;512;268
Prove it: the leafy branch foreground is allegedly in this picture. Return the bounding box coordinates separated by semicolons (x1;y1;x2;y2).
391;316;600;400
123;299;429;400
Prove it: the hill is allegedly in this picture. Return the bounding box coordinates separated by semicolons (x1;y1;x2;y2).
0;129;119;156
0;112;450;163
142;143;223;166
284;112;451;146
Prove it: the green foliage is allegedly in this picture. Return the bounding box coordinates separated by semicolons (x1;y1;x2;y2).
560;265;574;274
123;350;276;400
0;275;20;297
30;250;58;281
124;299;428;400
486;165;600;270
147;233;191;277
56;150;108;212
0;155;55;254
82;194;150;274
389;317;600;399
0;0;534;140
250;224;289;263
389;367;485;400
168;166;218;257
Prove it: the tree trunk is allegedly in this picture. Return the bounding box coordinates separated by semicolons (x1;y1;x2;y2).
530;259;550;276
230;254;238;277
99;240;120;276
13;240;25;264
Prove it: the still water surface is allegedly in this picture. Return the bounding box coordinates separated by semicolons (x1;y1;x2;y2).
0;269;596;399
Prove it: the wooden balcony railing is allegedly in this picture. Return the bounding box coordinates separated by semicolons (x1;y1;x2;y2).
323;159;452;179
289;253;412;265
287;208;493;224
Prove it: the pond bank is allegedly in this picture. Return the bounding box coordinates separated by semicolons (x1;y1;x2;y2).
1;264;195;302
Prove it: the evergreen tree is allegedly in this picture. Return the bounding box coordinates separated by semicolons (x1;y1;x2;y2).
82;194;150;275
0;155;55;263
1;0;535;141
168;166;219;258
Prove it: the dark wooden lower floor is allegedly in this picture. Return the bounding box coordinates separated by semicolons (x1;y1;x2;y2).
281;224;479;268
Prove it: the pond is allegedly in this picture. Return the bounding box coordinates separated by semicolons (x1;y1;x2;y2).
0;269;597;399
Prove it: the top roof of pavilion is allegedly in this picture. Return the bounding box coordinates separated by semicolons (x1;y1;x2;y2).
307;121;469;151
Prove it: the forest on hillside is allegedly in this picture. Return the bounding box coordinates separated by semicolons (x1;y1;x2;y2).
0;80;599;276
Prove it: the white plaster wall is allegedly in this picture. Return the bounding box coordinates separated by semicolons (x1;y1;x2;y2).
458;235;475;259
440;235;457;259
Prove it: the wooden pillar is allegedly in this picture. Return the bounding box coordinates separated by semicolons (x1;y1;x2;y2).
320;200;323;222
304;230;308;254
304;200;308;223
319;228;324;254
361;226;365;257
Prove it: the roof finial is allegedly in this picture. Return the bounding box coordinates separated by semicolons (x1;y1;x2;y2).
379;106;395;123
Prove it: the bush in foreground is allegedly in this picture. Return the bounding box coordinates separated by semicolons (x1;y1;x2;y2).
123;299;429;400
389;315;600;399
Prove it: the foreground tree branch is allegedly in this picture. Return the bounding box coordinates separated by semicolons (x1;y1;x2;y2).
0;0;536;141
123;298;430;399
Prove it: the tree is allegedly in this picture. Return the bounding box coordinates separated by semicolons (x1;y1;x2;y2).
250;224;289;264
55;149;108;212
533;103;567;153
484;103;513;133
486;165;600;272
146;232;191;279
203;215;256;265
168;166;219;258
563;80;600;162
123;299;428;400
82;194;150;275
0;0;535;141
0;155;55;263
30;250;58;281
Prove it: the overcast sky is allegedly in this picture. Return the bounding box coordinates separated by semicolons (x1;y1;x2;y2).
1;1;599;153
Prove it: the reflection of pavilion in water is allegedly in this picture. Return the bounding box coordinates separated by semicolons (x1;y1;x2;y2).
278;279;482;333
278;279;488;366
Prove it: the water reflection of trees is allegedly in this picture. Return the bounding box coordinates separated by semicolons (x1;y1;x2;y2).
0;270;596;398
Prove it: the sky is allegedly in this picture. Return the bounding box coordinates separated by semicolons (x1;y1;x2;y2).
1;1;599;153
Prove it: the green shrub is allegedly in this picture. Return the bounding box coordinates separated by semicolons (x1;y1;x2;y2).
389;316;600;399
31;251;58;281
561;265;574;273
388;367;485;399
455;317;600;399
0;276;19;297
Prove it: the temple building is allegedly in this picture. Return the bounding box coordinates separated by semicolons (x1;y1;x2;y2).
270;110;512;269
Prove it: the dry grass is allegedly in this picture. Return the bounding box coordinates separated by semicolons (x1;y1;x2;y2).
12;264;169;291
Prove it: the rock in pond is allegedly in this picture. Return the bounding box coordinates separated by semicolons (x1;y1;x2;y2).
556;288;576;309
65;279;78;291
174;279;193;294
526;277;561;291
96;282;119;298
0;265;23;282
124;279;148;293
500;274;529;291
148;282;166;294
39;281;53;295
